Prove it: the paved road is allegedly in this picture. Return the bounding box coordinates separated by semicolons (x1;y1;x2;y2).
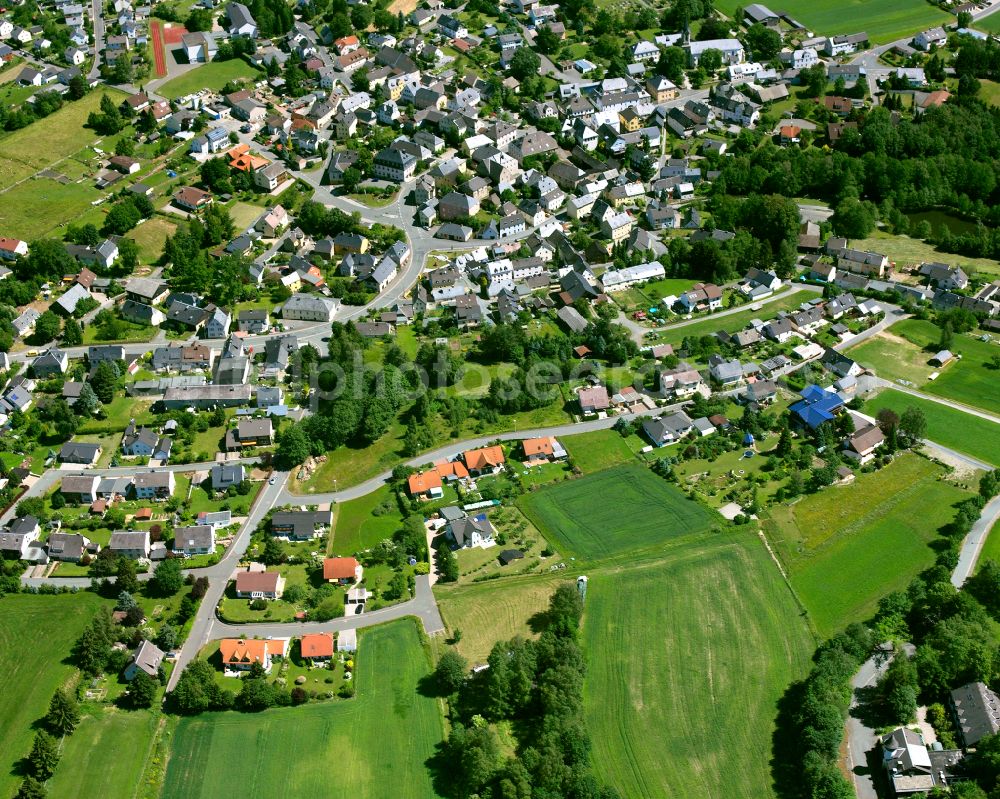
209;574;443;640
846;643;914;799
88;0;105;81
922;440;994;473
798;203;834;223
166;471;290;690
952;493;1000;587
616;283;822;344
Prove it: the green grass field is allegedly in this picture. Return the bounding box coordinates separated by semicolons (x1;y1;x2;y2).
852;231;1000;279
130;215;177;264
976;520;1000;571
583;537;814;799
518;464;719;561
713;0;949;42
765;454;972;636
437;573;566;662
158;59;263;99
977;13;1000;33
0;594;107;798
863;389;1000;467
47;709;160;799
657;291;806;345
161;620;444;799
0;90;128;189
850;319;1000;416
330;485;404;555
561;428;639;474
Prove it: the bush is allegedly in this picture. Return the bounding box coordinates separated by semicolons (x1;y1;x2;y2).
249;598;267;611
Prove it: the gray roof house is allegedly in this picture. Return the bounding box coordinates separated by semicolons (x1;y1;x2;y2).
125;640;165;680
642;411;694;446
951;682;1000;747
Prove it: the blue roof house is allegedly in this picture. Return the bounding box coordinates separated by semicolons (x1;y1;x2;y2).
790;384;844;429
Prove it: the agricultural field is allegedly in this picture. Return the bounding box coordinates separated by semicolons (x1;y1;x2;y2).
436;573;566;662
518;464;720;561
583;536;814;799
0;594;108;798
46;709;161;799
764;453;972;636
863;389;1000;467
158;59;263;99
712;0;950;42
161;620;444;799
849;319;1000;415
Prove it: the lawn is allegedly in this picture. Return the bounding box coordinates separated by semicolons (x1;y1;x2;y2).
977;12;1000;33
436;573;567;663
849;318;1000;416
561;428;639;474
0;176;107;241
863;389;1000;467
46;709;160;799
0;594;108;798
583;536;814;799
976;519;1000;571
157;59;263;99
161;619;444;799
0;89;128;189
130;215;177;264
518;464;720;562
851;231;1000;279
330;485;404;555
712;0;949;42
764;454;972;636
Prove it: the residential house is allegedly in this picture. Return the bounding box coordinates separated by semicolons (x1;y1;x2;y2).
463;445;505;475
790;384;844;429
660;363;705;398
133;471;175;499
522;436;566;463
47;532;96;563
300;633;334;663
226;418;273;450
448;514;495;548
227;2;257;36
210;463;246;491
218;638;288;673
270;510;332;541
843;422;884;464
235;569;285;598
60;474;99;503
578;385;610;414
0;516;40;559
109;530;151;559
124;640;165;680
323;556;362;585
58;441;102;466
642;411;695;446
951;682;1000;748
282;293;340;322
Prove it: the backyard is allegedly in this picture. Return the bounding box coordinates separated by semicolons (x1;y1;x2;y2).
583;535;814;799
518;464;720;562
764;453;973;636
161;620;444;798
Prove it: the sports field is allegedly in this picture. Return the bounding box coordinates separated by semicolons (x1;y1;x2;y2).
161;620;444;799
849;319;1000;416
158;59;263;99
583;537;813;799
0;594;107;798
713;0;949;42
863;389;1000;467
518;464;719;561
765;454;972;636
47;710;160;799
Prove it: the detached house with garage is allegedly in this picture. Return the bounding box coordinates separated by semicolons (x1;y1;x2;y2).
323;556;362;585
235;569;285;599
219;638;288;674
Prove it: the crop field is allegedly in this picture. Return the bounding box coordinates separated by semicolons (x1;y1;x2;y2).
0;90;128;189
518;464;719;561
863;389;1000;467
436;573;566;662
158;59;263;99
0;594;107;798
713;0;949;43
851;319;1000;416
162;620;444;798
583;537;813;799
764;454;972;636
47;709;160;799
